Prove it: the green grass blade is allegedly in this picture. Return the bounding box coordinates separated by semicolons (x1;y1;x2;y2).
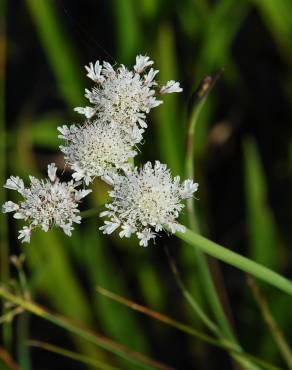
176;228;292;296
0;288;172;370
154;22;184;176
197;0;249;83
25;0;84;107
96;286;282;370
251;0;292;60
248;277;292;370
83;220;150;354
185;73;242;349
112;0;141;64
243;137;280;269
28;340;121;370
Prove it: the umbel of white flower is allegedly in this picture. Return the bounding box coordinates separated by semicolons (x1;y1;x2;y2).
75;55;182;143
2;164;91;243
100;161;198;247
58;120;138;185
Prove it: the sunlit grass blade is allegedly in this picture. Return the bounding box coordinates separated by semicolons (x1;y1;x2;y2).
25;0;84;107
176;228;292;296
28;340;121;370
247;277;292;370
96;286;282;370
0;287;173;370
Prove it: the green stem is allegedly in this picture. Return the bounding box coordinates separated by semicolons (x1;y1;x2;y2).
164;246;220;335
247;277;292;370
96;287;281;370
185;73;238;343
176;228;292;296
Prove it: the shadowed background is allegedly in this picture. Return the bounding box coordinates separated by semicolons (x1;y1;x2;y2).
1;0;292;369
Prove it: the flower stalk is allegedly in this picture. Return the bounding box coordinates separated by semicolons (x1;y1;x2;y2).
176;228;292;296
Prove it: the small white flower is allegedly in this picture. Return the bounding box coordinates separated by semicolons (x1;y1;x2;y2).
85;61;105;83
2;163;91;243
18;226;32;243
180;179;199;199
62;223;74;236
75;55;182;143
100;220;120;235
4;176;24;193
137;228;156;247
2;201;19;213
58;121;137;185
74;189;92;201
160;80;183;94
47;163;57;182
100;161;198;246
74;106;96;119
134;55;154;73
119;224;136;238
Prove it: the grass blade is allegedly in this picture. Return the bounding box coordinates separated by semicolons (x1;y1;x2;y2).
28;340;121;370
25;0;84;107
0;287;173;370
243;137;280;269
96;286;282;370
247;277;292;370
176;228;292;296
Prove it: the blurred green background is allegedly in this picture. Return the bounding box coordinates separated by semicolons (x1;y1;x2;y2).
2;0;292;369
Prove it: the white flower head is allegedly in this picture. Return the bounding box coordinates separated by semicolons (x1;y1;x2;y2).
2;164;91;243
58;120;138;185
74;55;182;143
99;161;198;246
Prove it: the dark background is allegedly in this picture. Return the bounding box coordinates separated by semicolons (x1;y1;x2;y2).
1;0;292;369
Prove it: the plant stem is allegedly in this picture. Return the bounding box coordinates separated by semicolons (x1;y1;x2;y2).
185;72;238;343
164;246;220;335
247;277;292;370
96;287;282;370
175;228;292;296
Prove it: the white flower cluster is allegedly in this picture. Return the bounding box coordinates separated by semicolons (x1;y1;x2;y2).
100;161;198;246
58;121;137;185
2;164;91;243
3;54;197;247
75;55;182;143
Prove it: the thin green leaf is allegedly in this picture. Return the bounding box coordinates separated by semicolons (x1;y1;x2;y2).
96;286;282;370
0;287;173;370
25;0;84;107
243;137;280;269
28;340;120;370
176;228;292;296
